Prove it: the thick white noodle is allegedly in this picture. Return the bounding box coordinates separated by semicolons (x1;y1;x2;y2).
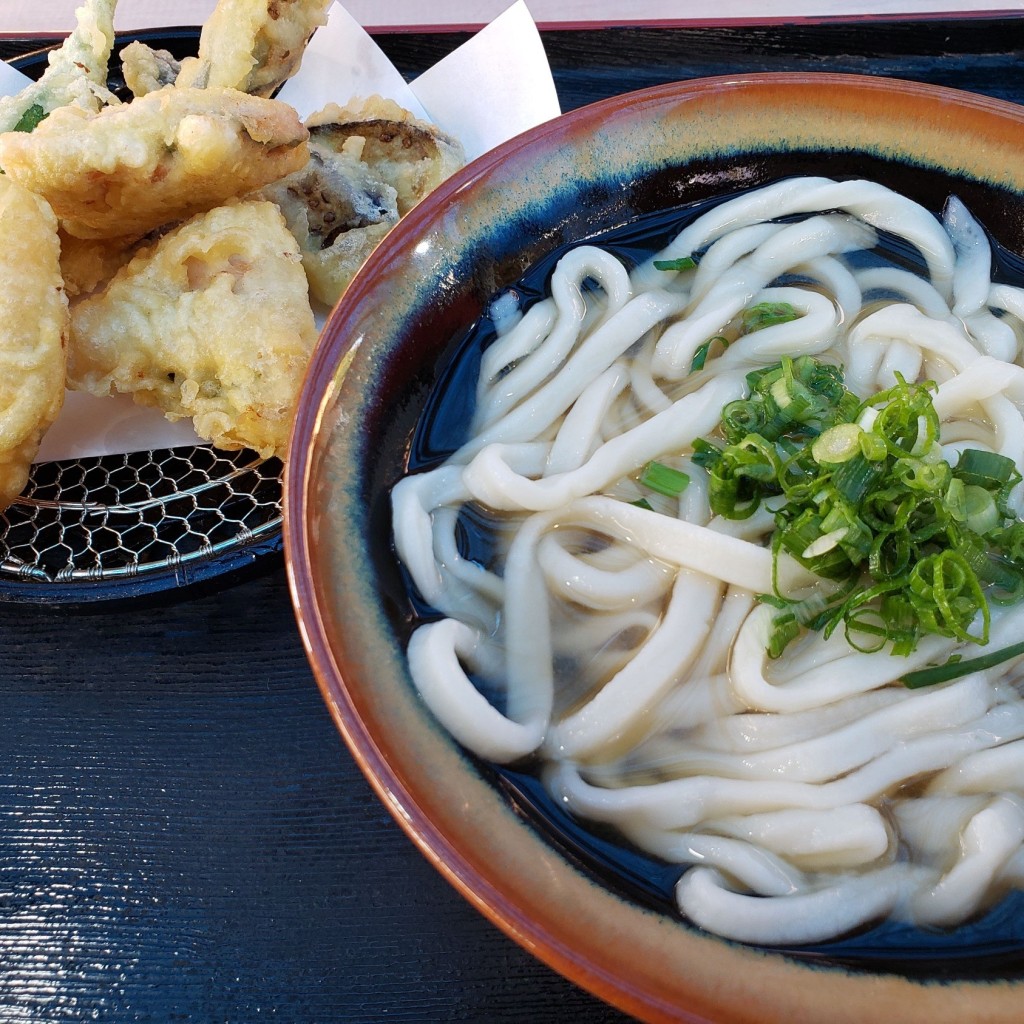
391;176;1024;945
461;372;748;512
944;195;992;318
675;863;927;945
475;247;634;429
652;215;866;377
855;265;952;319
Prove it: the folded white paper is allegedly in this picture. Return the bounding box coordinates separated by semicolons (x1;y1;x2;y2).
275;3;430;122
2;0;561;462
411;2;560;163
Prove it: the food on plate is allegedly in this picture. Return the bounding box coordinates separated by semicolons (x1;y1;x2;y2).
0;178;68;509
58;229;149;298
119;41;182;99
259;96;465;305
0;0;117;134
68;200;317;458
307;97;465;217
391;176;1024;946
0;86;309;239
0;0;466;477
175;0;332;98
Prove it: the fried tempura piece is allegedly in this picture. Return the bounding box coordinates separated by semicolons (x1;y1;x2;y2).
0;178;68;510
0;0;118;134
59;229;146;299
176;0;331;97
259;143;398;307
0;86;309;240
68;201;317;459
259;96;464;305
119;41;182;98
308;97;464;216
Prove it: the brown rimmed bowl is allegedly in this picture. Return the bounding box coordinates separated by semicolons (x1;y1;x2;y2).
284;73;1024;1022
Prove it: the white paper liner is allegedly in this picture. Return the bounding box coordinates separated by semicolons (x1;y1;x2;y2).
4;0;561;462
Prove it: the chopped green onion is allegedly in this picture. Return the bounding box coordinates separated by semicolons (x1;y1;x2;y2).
691;438;722;469
12;103;47;133
902;639;1024;688
802;527;849;560
955;449;1017;488
639;461;690;498
691;335;728;372
811;423;863;465
629;497;654;511
867;374;940;458
685;357;1024;664
653;256;698;272
766;613;801;658
858;431;887;462
831;455;883;504
963;484;1000;535
741;301;801;333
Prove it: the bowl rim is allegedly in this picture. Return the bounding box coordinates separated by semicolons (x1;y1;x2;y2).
285;71;1024;1023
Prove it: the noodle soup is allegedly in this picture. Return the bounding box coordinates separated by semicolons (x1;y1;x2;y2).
392;175;1024;953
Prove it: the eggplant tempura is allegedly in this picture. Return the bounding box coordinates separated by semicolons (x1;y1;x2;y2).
259;96;465;305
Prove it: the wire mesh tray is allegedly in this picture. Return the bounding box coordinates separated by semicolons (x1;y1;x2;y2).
1;30;286;603
0;447;283;602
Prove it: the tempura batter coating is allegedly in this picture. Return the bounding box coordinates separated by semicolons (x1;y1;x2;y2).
0;178;69;510
68;201;317;459
0;0;117;134
307;97;464;216
259;96;464;305
119;41;182;99
0;87;309;240
176;0;331;97
58;229;146;299
259;142;399;306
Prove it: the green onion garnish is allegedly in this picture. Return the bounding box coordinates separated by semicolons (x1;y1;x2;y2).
686;357;1024;670
741;301;801;333
902;639;1024;689
962;485;1000;535
639;461;690;498
955;448;1017;488
811;423;863;465
690;335;729;372
653;255;698;272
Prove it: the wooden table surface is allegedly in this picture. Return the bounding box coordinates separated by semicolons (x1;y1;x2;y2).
2;15;1024;1022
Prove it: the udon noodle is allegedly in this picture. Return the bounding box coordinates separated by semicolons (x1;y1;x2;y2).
391;176;1024;945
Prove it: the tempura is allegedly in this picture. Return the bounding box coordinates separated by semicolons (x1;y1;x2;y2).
119;41;182;99
176;0;332;97
0;86;309;239
68;200;317;459
0;0;117;134
0;178;68;509
259;96;464;304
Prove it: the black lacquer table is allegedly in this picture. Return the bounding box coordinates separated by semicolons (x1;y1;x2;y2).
2;16;1024;1022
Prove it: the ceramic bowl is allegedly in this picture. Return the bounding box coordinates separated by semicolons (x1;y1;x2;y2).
284;73;1024;1022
